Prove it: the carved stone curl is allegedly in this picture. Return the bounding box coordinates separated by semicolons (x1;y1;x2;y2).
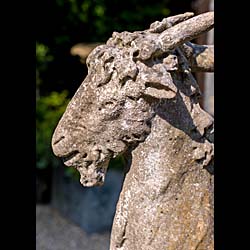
52;12;214;250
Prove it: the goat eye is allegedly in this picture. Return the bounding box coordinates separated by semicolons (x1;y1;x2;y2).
103;101;115;108
97;101;115;112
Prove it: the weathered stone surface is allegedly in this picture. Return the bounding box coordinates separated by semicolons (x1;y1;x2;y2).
52;12;214;250
111;105;214;250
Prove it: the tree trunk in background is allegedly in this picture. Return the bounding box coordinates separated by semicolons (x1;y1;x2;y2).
193;0;214;115
203;0;214;115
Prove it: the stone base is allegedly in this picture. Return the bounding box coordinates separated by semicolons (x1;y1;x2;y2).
51;165;124;233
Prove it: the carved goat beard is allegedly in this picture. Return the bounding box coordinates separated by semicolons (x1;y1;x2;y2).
72;126;152;187
76;159;110;187
60;144;112;186
61;119;153;187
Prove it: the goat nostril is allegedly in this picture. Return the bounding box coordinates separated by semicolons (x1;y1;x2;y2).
53;136;65;145
62;150;79;163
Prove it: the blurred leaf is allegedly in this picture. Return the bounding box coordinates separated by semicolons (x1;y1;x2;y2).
36;91;70;170
95;5;105;17
36;42;53;66
162;8;170;16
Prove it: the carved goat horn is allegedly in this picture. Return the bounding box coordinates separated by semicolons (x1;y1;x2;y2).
158;11;214;51
149;12;194;33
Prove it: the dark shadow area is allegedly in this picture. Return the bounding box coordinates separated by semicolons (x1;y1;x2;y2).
36;167;52;204
154;92;204;142
155;89;214;175
122;151;133;179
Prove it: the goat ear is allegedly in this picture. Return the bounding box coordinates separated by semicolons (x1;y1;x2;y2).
144;84;177;100
137;62;177;100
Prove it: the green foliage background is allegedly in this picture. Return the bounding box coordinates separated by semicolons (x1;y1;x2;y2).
36;0;192;178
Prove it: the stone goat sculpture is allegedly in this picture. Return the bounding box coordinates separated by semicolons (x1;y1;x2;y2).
52;12;214;250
